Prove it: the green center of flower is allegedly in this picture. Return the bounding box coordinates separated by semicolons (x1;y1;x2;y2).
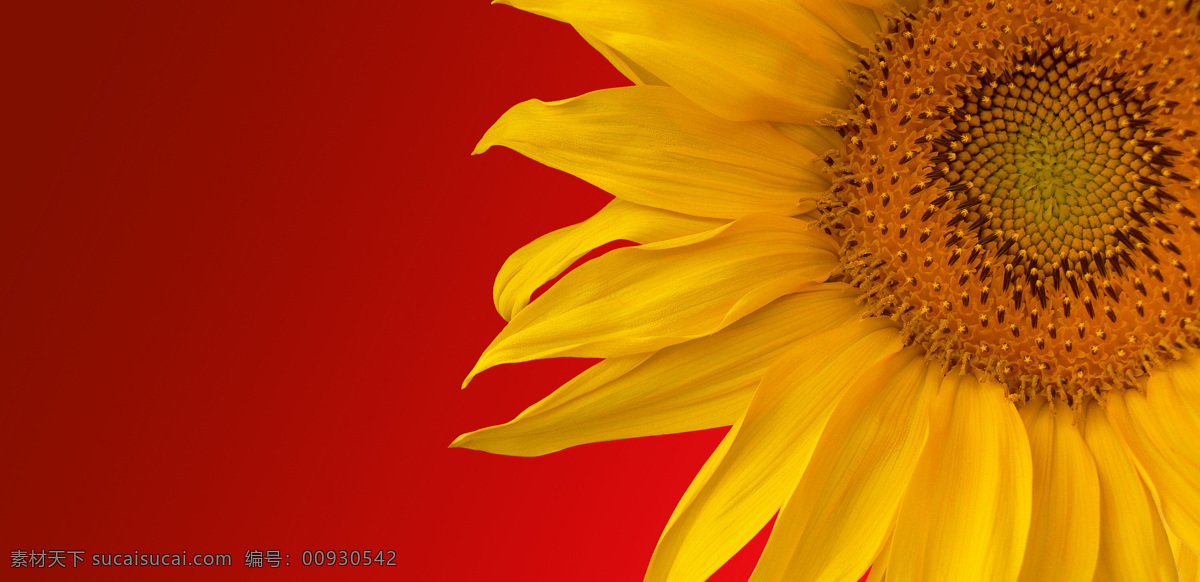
939;48;1164;271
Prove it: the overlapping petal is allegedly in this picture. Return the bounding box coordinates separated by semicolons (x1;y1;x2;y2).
1082;401;1177;582
1107;361;1200;555
1017;398;1100;582
493;0;859;123
843;0;919;12
864;527;893;582
453;285;865;457
887;373;1031;582
750;347;937;582
576;29;666;85
475;86;830;219
1174;532;1200;582
645;318;902;582
494;199;724;321
1164;356;1200;433
464;214;839;386
771;123;844;157
568;0;887;89
793;0;885;47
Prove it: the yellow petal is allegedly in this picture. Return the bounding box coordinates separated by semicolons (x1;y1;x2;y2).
645;317;902;582
465;214;839;386
475;86;830;219
1083;401;1177;582
888;373;1031;582
454;285;864;457
865;525;894;582
843;0;918;12
1107;365;1200;555
750;347;937;582
1173;531;1200;582
771;123;844;157
494;0;858;123
576;28;666;85
1016;398;1100;582
1164;355;1200;429
578;0;884;76
794;0;885;47
494;199;725;321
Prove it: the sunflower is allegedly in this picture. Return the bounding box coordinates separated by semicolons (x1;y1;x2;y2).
454;0;1200;580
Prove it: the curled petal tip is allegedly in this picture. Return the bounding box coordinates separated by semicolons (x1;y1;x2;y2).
470;137;494;156
461;367;479;389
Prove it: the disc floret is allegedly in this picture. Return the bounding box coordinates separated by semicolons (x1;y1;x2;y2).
825;0;1200;402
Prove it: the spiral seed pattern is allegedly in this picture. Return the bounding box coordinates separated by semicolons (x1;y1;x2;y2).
828;0;1200;402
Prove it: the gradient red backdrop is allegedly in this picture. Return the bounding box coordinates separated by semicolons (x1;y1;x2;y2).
1;1;786;580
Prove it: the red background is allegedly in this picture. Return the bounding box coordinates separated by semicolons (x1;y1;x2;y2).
0;1;776;580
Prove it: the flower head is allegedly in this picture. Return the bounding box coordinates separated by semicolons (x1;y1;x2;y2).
457;1;1200;580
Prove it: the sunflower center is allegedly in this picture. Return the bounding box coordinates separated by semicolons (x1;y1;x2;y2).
825;0;1200;402
955;49;1154;266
